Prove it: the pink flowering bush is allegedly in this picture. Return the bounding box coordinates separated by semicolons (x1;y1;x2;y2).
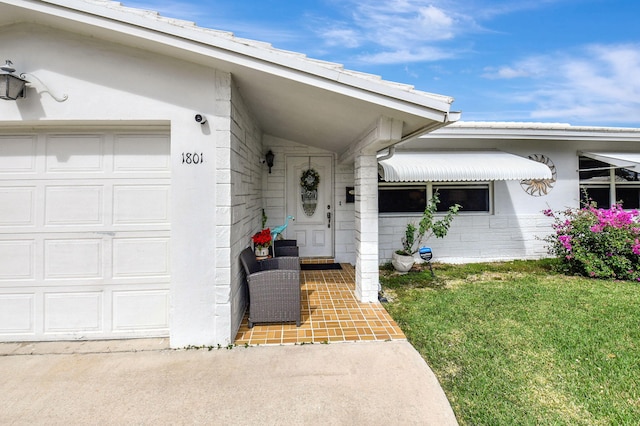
543;204;640;281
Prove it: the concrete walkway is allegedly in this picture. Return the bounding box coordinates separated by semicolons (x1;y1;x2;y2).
0;339;458;425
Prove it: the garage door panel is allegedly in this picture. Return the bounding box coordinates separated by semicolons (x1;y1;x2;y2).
45;135;105;173
0;187;35;226
44;292;102;333
0;240;35;280
113;185;170;225
113;290;169;331
0;136;37;173
113;237;170;277
45;185;104;225
0;294;34;334
44;239;103;279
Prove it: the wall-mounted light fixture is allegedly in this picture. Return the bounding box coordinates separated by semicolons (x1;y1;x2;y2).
0;60;68;103
0;60;28;100
265;150;275;173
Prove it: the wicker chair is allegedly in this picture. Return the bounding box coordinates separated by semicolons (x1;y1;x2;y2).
239;247;301;328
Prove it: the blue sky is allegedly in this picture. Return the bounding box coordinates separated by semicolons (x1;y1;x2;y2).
123;0;640;127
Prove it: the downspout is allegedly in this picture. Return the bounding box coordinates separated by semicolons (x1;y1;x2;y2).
377;110;461;161
377;145;395;161
376;146;395;183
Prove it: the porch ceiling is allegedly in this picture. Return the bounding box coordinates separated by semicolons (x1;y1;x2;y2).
0;0;458;156
229;72;446;155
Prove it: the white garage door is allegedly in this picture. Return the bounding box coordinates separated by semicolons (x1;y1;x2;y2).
0;130;171;341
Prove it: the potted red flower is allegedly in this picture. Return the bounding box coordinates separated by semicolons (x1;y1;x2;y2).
252;228;272;258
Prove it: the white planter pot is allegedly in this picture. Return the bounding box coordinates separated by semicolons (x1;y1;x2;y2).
392;252;415;273
255;246;269;257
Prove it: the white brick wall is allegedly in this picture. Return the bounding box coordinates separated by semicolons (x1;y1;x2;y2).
222;76;264;342
334;162;356;264
379;213;556;264
212;72;234;344
259;135;356;262
355;154;380;302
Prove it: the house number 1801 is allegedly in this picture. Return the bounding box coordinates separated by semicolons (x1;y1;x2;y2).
182;152;204;164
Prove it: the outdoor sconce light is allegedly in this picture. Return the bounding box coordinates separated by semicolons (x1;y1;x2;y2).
0;60;28;100
265;150;275;173
0;60;68;102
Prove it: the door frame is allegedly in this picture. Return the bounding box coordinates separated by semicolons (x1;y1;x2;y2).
284;154;334;258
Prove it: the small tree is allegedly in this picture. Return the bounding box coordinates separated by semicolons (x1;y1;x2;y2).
397;191;461;256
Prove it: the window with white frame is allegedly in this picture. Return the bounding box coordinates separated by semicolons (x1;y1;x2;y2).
579;156;640;208
378;182;491;214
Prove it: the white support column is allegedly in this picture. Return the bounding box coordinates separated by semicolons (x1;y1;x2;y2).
355;153;381;302
347;116;404;303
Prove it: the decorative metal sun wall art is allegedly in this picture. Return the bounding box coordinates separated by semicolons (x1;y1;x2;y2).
300;167;320;216
520;154;557;196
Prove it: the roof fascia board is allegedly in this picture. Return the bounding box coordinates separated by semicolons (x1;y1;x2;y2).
426;125;640;141
15;0;453;119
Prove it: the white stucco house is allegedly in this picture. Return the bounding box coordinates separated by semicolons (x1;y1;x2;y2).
0;0;462;346
2;1;639;347
377;122;640;263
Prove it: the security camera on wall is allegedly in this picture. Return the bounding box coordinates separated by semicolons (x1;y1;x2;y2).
194;114;207;125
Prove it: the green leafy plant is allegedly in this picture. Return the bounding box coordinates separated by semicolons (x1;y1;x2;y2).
261;208;267;229
396;191;461;256
543;201;640;281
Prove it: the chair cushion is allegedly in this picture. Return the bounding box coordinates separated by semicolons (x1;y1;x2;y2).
275;245;299;257
274;239;297;247
274;239;298;257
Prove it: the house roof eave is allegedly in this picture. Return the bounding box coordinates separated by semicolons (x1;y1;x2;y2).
424;121;640;142
9;0;455;116
0;0;457;151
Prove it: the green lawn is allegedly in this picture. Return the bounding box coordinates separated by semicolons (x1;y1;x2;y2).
380;260;640;426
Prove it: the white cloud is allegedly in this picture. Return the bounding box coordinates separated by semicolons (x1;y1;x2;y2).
418;5;455;37
482;56;552;80
314;0;565;65
358;47;457;64
319;27;361;48
483;66;530;79
486;44;640;124
315;0;482;64
353;2;465;45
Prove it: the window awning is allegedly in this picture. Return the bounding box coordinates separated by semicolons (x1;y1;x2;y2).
378;150;553;182
580;152;640;169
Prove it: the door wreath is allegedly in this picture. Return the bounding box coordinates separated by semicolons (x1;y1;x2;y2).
300;168;320;216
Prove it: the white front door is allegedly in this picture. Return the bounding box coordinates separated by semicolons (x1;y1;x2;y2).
285;156;333;257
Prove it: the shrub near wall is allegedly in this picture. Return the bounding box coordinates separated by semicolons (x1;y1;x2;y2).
544;204;640;281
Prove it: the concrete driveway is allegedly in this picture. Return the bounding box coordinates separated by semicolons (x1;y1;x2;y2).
0;339;458;425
